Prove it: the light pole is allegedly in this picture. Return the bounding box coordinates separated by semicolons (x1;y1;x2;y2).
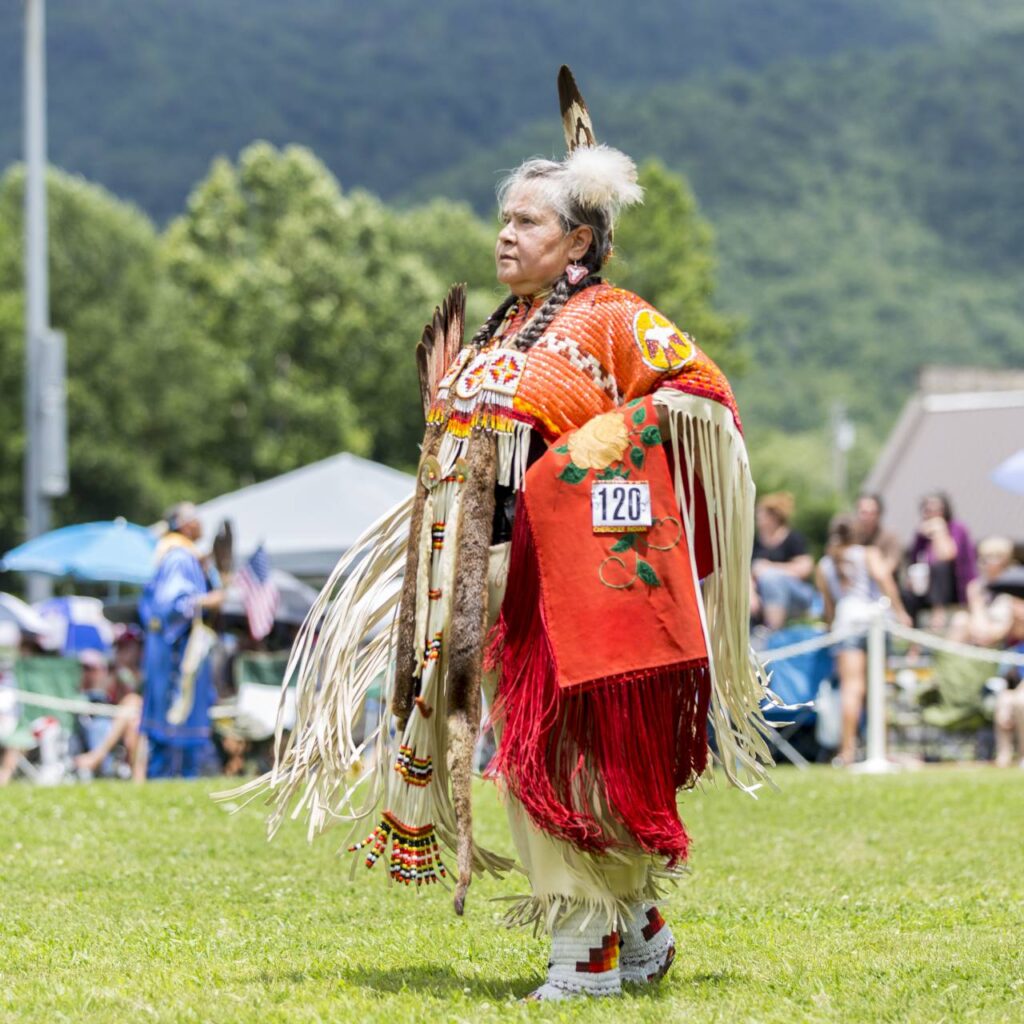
830;400;855;504
23;0;66;602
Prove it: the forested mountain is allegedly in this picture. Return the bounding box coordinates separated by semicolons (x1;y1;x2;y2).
0;0;1020;219
1;1;1022;526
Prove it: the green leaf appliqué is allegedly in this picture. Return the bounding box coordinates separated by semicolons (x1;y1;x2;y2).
558;462;588;485
640;425;662;447
611;535;637;553
636;559;662;587
631;406;647;425
629;446;645;469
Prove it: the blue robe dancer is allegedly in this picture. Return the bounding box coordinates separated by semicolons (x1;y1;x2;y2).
139;527;217;779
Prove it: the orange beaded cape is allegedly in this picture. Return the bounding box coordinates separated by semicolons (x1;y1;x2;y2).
427;282;741;447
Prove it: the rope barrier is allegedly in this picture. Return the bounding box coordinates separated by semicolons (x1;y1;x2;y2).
757;626;865;664
4;689;134;718
757;618;1023;669
885;622;1024;667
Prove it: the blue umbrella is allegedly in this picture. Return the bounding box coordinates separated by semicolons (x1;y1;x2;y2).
992;448;1024;497
1;518;157;585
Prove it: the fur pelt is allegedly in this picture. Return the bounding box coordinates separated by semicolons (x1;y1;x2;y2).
447;707;480;915
445;432;497;913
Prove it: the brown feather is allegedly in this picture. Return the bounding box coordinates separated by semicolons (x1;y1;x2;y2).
415;284;466;419
558;65;596;153
394;285;467;727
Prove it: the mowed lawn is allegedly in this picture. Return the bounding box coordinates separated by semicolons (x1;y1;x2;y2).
1;768;1022;1023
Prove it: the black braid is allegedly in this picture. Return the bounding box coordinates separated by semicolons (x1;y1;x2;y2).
468;293;519;349
513;271;601;351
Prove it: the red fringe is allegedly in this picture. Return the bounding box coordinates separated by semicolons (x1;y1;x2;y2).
486;501;711;865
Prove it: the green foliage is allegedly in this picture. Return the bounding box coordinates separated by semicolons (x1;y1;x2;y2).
0;145;743;539
0;167;188;552
2;771;1023;1021
3;5;1024;532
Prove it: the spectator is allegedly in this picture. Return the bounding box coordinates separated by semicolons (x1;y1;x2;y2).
111;624;144;700
0;622;21;786
816;514;910;766
73;649;143;779
853;493;902;578
944;537;1019;648
905;492;976;629
994;640;1024;769
750;492;816;631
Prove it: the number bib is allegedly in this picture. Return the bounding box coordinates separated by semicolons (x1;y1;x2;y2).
591;481;652;533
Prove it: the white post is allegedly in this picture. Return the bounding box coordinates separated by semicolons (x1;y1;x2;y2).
852;605;899;774
23;0;53;602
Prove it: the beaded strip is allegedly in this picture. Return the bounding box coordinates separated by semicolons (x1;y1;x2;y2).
348;811;449;885
395;744;433;787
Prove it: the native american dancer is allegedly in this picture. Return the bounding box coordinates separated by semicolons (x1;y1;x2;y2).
140;502;225;779
227;67;771;1001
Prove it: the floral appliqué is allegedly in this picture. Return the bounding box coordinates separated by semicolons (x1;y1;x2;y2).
552;398;681;588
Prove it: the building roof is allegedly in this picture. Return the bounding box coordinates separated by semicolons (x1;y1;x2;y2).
864;374;1024;545
195;452;414;578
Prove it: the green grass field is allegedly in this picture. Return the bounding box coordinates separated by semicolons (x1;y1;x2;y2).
2;768;1022;1023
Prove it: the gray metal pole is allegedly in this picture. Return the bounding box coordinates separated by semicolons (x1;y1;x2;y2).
23;0;52;601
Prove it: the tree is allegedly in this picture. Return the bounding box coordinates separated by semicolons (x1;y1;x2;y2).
160;142;452;479
0;166;195;553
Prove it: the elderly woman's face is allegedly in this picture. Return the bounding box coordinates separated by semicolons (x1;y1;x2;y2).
495;183;591;296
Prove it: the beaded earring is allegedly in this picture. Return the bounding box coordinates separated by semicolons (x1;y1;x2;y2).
566;263;588;285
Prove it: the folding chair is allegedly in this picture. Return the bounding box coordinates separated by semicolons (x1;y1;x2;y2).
5;657;81;784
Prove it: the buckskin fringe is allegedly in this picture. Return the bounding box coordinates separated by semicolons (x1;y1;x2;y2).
214;494;510;879
214;494;413;837
498;874;669;935
654;388;774;790
487;501;711;863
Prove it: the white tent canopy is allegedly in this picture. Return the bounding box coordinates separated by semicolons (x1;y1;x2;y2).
195;452;414;578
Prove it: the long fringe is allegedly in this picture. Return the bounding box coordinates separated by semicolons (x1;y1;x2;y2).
497;873;670;936
654;389;774;791
214;495;413;838
213;492;515;877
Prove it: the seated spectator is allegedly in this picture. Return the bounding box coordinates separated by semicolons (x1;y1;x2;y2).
816;515;910;766
852;493;902;578
946;537;1020;648
994;645;1024;769
904;492;976;629
111;624;144;699
750;491;816;631
73;648;143;779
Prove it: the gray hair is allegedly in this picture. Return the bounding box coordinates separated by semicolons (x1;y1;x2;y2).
497;158;614;273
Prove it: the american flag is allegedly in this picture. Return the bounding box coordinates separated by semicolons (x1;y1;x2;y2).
237;545;279;641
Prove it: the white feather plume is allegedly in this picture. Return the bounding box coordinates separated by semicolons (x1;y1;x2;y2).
564;144;644;214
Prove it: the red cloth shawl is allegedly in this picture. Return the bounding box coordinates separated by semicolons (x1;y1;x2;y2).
488;395;712;864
